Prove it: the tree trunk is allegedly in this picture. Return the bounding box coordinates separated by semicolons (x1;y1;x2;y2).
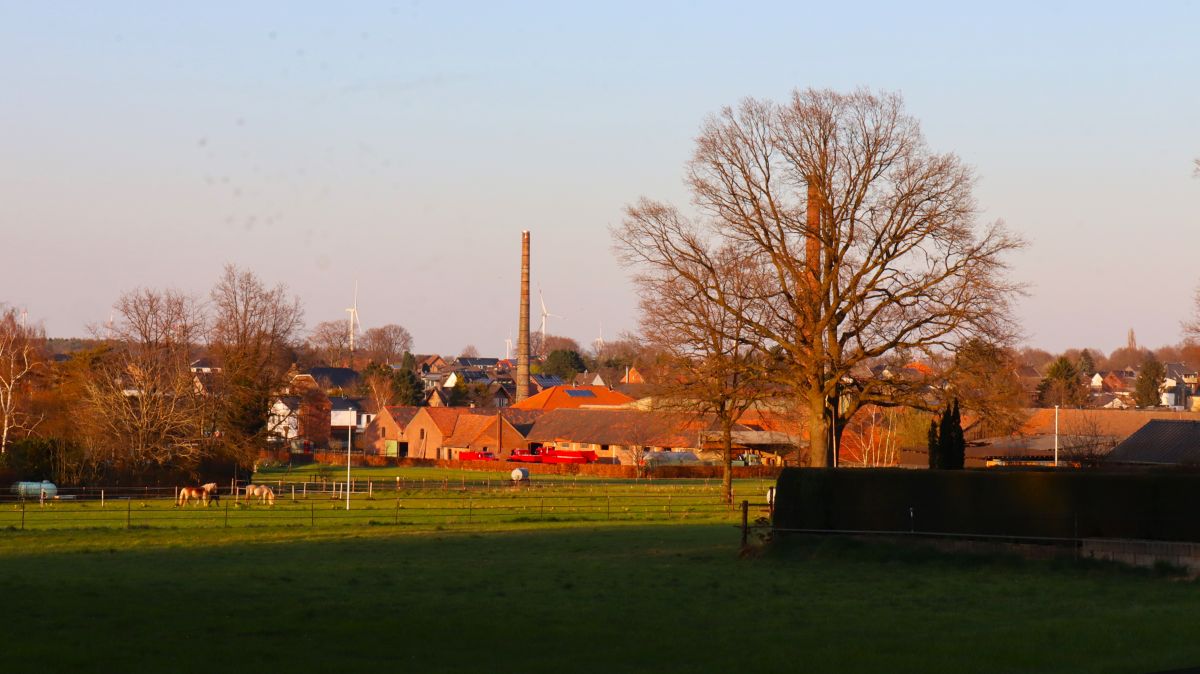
721;420;734;505
806;390;829;467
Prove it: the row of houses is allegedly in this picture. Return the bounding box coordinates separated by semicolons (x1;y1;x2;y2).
362;404;796;465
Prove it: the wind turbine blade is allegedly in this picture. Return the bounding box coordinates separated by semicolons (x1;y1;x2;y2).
539;289;548;316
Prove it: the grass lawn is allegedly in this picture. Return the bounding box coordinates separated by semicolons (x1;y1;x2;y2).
1;524;1198;673
0;479;768;530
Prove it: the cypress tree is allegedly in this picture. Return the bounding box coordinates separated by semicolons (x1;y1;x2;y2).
927;418;940;469
947;399;965;469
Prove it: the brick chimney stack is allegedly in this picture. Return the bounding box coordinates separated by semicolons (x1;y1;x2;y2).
516;231;531;402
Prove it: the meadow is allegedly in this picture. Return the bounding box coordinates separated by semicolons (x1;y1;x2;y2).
0;470;773;531
1;522;1199;673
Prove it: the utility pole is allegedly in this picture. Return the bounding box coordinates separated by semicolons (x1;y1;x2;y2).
1054;404;1060;467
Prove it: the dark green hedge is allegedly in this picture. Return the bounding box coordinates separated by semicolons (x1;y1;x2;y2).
774;468;1200;542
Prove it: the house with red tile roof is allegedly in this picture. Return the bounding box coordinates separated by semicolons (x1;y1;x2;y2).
363;406;421;457
441;413;527;459
404;407;543;459
511;385;635;411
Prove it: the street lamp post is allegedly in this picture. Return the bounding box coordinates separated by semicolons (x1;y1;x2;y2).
1054;404;1059;467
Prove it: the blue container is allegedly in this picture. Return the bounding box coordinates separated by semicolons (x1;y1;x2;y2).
11;481;57;499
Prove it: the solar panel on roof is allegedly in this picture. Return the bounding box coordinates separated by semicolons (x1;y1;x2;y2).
564;389;596;398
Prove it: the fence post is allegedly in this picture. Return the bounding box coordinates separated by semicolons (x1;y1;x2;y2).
311;502;315;527
909;507;915;533
101;490;105;508
395;497;399;525
540;497;544;516
303;482;307;499
224;500;229;528
740;500;749;548
667;494;672;519
292;484;296;502
369;481;373;499
127;499;132;529
21;500;25;530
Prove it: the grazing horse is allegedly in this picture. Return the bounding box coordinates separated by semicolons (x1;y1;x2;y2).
245;484;275;506
178;482;219;507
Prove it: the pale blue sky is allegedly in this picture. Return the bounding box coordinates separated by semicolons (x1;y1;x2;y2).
1;2;1197;355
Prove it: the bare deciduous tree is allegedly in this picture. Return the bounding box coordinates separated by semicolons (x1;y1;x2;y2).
307;320;350;366
840;405;900;467
628;245;770;503
209;265;304;466
1186;286;1200;341
80;290;209;470
1059;411;1118;466
361;324;413;364
0;307;46;453
616;88;1023;467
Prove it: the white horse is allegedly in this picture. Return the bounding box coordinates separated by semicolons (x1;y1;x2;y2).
243;484;275;506
178;482;219;507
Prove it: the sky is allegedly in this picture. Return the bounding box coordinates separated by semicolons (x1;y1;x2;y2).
1;1;1197;357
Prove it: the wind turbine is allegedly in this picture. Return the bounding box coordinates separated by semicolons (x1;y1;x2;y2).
538;288;564;352
345;281;360;357
505;331;514;361
593;321;605;355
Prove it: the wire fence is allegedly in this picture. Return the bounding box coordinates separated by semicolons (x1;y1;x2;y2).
1;476;776;505
0;489;762;531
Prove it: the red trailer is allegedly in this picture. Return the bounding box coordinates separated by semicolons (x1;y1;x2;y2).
508;448;599;464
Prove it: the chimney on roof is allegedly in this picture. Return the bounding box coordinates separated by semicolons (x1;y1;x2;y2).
516;231;531;402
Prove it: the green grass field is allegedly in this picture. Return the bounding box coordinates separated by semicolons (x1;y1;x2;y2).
2;522;1199;673
0;477;772;530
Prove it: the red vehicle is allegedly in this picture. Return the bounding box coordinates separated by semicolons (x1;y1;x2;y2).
459;451;497;461
508;448;599;464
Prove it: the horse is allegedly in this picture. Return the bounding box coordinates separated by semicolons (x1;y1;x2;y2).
177;482;219;507
244;484;275;506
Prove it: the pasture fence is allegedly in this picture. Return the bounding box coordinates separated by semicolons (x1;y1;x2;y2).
0;484;767;532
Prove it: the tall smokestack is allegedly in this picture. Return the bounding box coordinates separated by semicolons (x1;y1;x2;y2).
806;179;821;288
516;231;531;402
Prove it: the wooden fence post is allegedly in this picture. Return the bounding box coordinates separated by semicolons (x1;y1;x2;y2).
20;500;25;530
127;499;132;529
224;500;229;528
740;500;749;548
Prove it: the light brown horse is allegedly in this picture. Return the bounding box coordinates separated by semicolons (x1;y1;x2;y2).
244;484;275;506
178;482;219;507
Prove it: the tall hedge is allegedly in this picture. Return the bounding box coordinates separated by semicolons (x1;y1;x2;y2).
773;468;1200;542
